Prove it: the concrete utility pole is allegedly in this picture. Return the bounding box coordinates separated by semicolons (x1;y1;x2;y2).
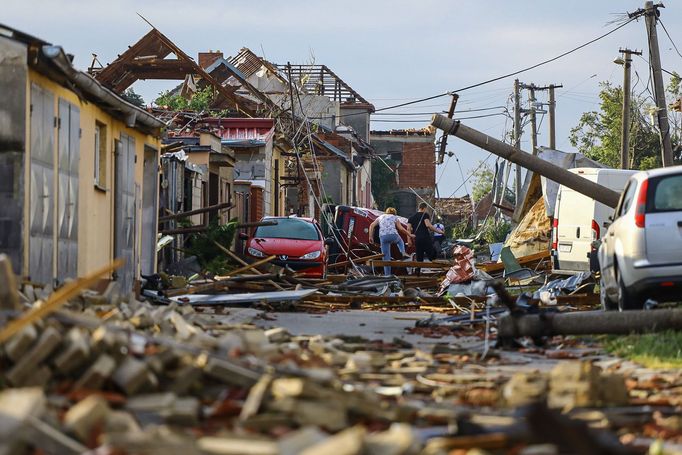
431;114;621;208
513;79;523;201
643;1;674;166
548;85;557;150
616;48;642;170
527;85;539;156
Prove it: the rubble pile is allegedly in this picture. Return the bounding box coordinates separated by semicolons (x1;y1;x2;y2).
2;273;682;455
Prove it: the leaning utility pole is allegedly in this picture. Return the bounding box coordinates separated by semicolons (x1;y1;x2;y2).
513;79;523;200
641;1;674;166
548;85;557;149
618;48;642;169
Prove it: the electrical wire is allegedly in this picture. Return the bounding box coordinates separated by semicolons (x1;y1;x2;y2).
324;17;637;120
372;105;507;116
659;19;682;61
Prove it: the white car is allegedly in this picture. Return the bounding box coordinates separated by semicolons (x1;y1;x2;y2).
599;166;682;310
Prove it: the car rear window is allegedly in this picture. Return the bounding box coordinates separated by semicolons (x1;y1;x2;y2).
649;174;682;212
254;218;320;240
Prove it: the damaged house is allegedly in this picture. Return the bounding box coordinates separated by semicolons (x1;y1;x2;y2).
0;24;164;293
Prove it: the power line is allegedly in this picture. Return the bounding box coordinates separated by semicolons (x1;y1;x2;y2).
367;16;636;114
371;112;509;123
317;16;637;123
372;105;507;116
659;19;682;61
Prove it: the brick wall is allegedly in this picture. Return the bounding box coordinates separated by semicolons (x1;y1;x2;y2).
317;133;351;156
398;142;435;189
198;51;223;69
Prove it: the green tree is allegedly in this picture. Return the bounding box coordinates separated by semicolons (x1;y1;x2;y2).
471;161;494;202
569;80;681;169
121;88;145;108
155;86;215;112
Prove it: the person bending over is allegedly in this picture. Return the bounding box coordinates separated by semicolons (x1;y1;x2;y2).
369;207;412;276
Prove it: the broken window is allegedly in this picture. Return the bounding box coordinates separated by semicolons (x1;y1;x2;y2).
94;122;107;189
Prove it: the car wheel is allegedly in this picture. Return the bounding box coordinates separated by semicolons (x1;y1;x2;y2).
600;276;617;311
615;264;642;311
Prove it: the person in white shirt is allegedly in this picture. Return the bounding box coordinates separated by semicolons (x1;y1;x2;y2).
369;207;413;275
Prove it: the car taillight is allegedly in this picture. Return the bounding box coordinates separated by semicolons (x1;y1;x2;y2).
591;219;600;240
634;179;649;228
551;218;559;250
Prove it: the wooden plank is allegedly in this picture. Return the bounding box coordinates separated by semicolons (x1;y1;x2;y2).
212;241;285;291
0;259;123;343
370;260;453;269
214;255;277;280
328;253;383;270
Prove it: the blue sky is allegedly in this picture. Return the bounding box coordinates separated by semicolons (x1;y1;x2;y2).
5;0;682;198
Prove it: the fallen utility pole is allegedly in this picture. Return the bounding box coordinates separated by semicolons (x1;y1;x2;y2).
640;1;674;166
617;49;642;170
498;309;682;339
431;115;621;208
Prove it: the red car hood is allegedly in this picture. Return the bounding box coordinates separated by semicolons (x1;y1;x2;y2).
249;238;323;257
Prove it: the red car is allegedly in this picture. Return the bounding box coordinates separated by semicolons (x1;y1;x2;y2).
244;216;329;278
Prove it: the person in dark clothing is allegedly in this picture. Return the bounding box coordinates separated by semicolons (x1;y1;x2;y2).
407;203;445;273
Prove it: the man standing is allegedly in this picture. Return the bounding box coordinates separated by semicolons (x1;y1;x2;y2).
407;203;445;271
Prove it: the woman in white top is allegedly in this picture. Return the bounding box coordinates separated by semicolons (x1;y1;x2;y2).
368;207;413;275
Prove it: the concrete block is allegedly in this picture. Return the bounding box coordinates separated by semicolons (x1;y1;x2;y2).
264;327;290;343
104;410;142;434
197;436;278;455
502;372;549;408
3;324;38;362
126;392;176;413
0;388;46;441
292;399;348;432
112;357;149;395
165;396;200;426
168;365;203;395
203;358;258;388
6;326;62;386
74;354;117;390
53;328;91;374
64;394;110;441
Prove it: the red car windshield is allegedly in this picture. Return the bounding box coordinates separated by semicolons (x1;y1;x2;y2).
254;219;320;240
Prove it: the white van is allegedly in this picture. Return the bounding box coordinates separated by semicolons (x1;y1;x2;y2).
551;168;637;274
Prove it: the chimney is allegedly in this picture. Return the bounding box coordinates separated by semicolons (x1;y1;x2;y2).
198;50;223;69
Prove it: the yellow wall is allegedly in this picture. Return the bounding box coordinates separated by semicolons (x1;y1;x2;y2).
24;70;161;282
